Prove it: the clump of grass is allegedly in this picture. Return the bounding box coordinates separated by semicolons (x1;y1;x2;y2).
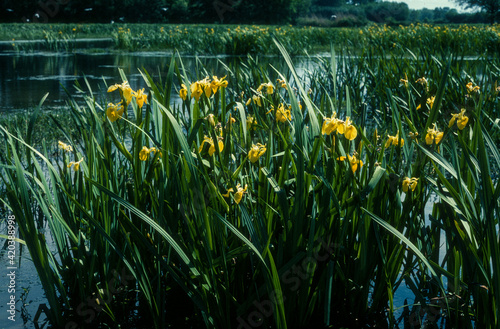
1;40;499;329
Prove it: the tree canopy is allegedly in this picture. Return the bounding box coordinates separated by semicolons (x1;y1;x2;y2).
454;0;499;23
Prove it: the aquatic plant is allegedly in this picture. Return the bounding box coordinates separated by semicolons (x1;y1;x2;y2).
0;39;499;328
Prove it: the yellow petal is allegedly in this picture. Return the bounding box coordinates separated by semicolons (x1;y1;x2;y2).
344;125;357;140
139;146;149;161
425;133;434;145
218;140;224;153
448;116;456;128
179;84;188;100
122;87;133;104
222;188;234;198
435;132;444;144
402;178;410;192
457;116;468;130
107;84;119;92
337;122;345;134
385;138;392;149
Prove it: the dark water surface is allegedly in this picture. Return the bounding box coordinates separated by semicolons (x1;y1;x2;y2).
1;51;197;113
0;51;320;114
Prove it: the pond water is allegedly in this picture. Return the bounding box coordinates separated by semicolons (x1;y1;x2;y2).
0;51;320;114
0;50;446;328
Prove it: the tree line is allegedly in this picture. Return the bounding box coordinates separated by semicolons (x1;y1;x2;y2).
0;0;498;24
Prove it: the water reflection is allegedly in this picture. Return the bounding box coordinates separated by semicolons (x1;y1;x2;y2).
0;52;315;113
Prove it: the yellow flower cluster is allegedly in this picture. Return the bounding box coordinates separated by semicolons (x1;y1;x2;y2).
425;123;444;145
275;104;291;123
184;76;228;102
107;81;148;121
257;82;274;95
321;113;358;141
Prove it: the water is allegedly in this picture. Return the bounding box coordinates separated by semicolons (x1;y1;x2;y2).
0;51;319;114
0;51;177;113
0;221;52;329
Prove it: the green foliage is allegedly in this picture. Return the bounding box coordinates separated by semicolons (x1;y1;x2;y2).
364;2;410;24
453;0;500;23
1;31;500;329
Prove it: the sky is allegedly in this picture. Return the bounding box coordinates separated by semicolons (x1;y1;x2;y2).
385;0;474;12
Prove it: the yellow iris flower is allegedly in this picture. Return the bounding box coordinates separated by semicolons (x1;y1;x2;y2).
257;82;274;95
139;146;160;161
133;88;148;109
210;75;228;95
246;115;257;131
58;141;73;152
425;123;444;145
337;153;363;173
426;96;435;109
466;82;480;94
321;112;341;135
248;143;266;163
337;117;357;140
275;103;291;123
179;84;188;101
190;81;204;102
106;102;125;122
252;95;262;107
448;109;468;130
234;184;248;204
402;177;418;193
222;184;248;204
199;136;224;156
67;158;84;171
108;81;133;104
385;131;404;148
415;77;428;86
276;78;286;89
